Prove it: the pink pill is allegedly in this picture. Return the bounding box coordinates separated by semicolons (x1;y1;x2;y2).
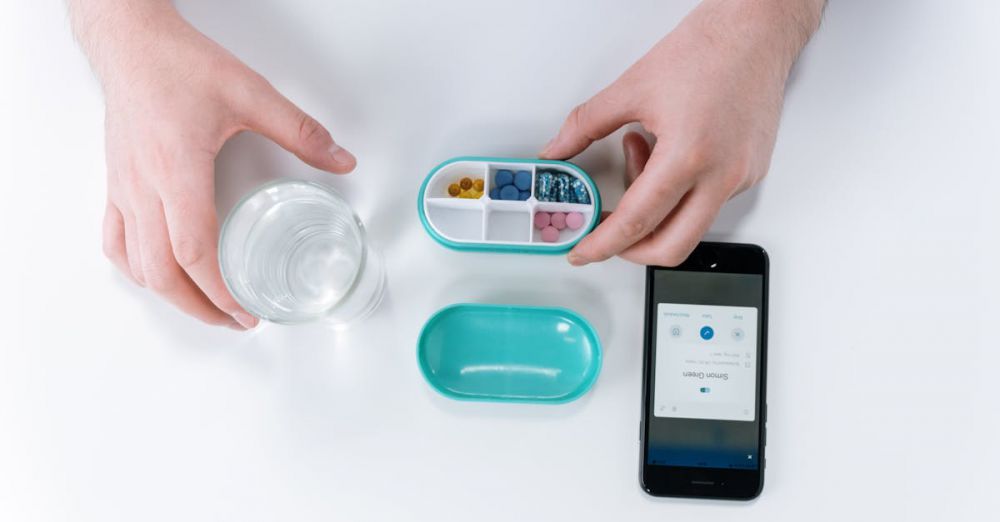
540;226;560;243
533;212;551;230
550;212;567;230
565;212;584;230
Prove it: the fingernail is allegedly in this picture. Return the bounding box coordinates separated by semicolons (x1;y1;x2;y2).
232;311;258;329
567;252;588;266
328;143;356;167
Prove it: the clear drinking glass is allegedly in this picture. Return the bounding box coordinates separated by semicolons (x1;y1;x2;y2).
219;180;385;326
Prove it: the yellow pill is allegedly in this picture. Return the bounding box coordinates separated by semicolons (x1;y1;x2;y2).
473;178;484;192
460;177;473;190
448;183;461;197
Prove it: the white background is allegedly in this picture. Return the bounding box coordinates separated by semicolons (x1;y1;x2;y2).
1;1;997;521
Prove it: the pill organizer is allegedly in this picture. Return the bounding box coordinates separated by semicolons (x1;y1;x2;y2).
417;303;602;403
417;156;602;253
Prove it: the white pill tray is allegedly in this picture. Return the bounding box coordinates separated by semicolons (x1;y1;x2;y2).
417;157;602;254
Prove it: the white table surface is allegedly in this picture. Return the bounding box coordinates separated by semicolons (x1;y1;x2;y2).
2;1;998;520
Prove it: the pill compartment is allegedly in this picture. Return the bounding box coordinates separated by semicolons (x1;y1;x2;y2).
425;201;484;242
487;163;534;202
424;161;488;198
419;157;601;253
531;202;594;245
486;208;531;243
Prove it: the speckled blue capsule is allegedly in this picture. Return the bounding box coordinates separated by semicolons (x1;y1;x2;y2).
500;185;520;201
495;169;514;187
536;172;554;201
514;170;532;191
570;178;591;204
554;174;571;203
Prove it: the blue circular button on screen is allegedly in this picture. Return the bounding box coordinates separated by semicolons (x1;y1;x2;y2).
700;326;714;340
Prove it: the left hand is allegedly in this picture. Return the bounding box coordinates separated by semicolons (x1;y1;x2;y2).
541;0;823;266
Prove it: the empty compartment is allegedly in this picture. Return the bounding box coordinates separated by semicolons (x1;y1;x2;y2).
486;209;531;243
488;163;534;202
426;161;487;199
425;204;484;242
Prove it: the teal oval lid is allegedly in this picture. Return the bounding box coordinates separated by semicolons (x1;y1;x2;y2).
417;156;602;254
417;304;602;403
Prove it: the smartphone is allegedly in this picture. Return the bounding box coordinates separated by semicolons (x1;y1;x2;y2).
640;242;768;500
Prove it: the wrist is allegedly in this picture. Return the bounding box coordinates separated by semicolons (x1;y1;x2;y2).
687;0;825;72
68;0;188;91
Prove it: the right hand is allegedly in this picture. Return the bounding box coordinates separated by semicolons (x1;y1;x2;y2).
541;0;822;268
95;8;356;329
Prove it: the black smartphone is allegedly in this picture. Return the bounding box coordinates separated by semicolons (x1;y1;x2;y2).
640;242;768;500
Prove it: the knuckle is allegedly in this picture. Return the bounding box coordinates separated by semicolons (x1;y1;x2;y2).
297;113;329;147
127;256;145;283
720;173;747;198
719;159;755;195
118;168;144;195
568;103;588;133
226;68;269;108
617;216;651;243
646;176;680;204
166;193;203;219
656;234;701;267
142;261;179;293
573;103;603;141
171;234;207;269
128;255;143;273
653;248;689;267
102;238;123;261
677;141;715;178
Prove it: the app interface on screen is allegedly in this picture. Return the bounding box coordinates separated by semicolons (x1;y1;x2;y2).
654;303;758;422
646;270;763;470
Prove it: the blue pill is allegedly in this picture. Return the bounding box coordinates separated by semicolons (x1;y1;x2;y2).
536;172;554;201
500;185;520;200
570;178;591;204
554;174;571;202
495;169;514;187
514;170;532;191
489;187;501;200
518;190;530;201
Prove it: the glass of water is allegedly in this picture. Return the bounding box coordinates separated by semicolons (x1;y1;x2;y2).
219;180;385;326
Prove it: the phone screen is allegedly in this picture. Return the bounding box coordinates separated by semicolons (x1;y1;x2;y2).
646;270;764;470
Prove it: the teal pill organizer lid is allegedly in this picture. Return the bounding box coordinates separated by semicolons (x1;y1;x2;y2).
417;156;602;254
417;303;602;403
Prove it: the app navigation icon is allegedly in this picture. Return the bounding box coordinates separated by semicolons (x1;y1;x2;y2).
699;326;714;340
